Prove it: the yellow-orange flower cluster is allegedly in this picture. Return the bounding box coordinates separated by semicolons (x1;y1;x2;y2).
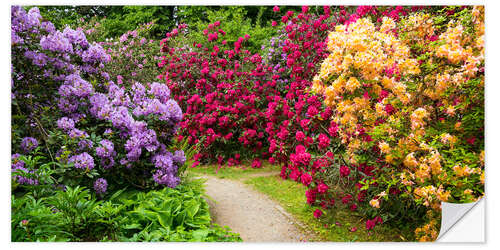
313;8;484;242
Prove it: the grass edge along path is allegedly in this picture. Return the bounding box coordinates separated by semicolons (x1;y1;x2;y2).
244;175;413;242
187;164;414;242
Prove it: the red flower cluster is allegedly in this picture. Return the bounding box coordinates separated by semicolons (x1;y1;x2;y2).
313;209;323;218
366;216;383;230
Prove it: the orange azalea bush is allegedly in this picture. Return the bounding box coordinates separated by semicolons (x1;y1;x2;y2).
312;6;484;241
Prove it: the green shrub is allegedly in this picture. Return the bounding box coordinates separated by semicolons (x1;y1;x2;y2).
11;195;71;242
117;179;241;242
12;180;241;242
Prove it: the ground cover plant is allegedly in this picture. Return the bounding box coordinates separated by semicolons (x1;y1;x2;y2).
12;5;484;242
12;180;241;242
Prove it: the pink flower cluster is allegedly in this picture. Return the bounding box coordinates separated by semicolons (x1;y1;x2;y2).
366;216;383;230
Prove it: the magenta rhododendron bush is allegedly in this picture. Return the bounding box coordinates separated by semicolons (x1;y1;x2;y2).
158;22;279;166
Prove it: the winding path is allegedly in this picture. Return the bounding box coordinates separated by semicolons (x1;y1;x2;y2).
200;174;311;242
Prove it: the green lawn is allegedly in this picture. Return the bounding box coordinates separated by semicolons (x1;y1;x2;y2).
186;162;280;180
187;164;414;242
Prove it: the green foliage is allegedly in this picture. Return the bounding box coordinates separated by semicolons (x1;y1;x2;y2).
36;6;176;40
35;6;106;30
12;181;241;242
173;137;197;177
176;6;300;29
91;6;176;40
178;6;278;54
34;6;302;44
117;179;241;242
11;195;71;242
47;186;102;238
12;151;58;197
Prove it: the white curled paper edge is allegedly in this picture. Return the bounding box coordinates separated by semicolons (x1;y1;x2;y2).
437;198;485;242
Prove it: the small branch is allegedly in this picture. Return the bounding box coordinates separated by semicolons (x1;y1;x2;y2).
32;116;55;163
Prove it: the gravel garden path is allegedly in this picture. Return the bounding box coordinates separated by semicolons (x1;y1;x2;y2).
200;174;311;242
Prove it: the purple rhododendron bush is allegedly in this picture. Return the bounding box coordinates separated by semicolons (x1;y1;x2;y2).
11;5;484;242
12;6;185;193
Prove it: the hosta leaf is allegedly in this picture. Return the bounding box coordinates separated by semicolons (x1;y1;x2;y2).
157;211;172;229
192;228;209;241
174;210;186;227
185;200;200;219
123;223;142;230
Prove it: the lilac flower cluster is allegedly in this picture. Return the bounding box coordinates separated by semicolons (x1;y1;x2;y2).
11;154;38;185
124;128;159;162
59;77;184;186
12;167;39;185
149;82;171;103
263;34;290;91
69;152;94;170
40;31;74;53
173;150;186;166
82;44;111;64
24;51;47;67
12;5;110;88
11;6;42;45
152;152;180;188
41;21;56;33
60;73;94;98
56;72;96;121
93;178;108;194
12;153;25;169
132;83;182;124
96;139;114;158
68;128;89;139
84;80;184;188
57;117;75;131
77;139;94;152
96;139;115;169
63;27;89;49
20;137;38;154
